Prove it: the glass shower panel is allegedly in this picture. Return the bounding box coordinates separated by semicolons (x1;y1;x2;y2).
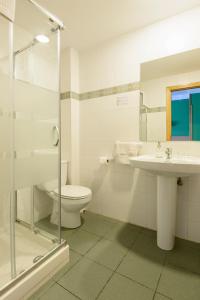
0;15;13;288
13;0;61;275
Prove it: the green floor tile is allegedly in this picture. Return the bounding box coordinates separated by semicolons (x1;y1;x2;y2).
81;211;116;237
97;273;154;300
116;254;163;290
29;213;200;300
39;283;79;300
116;233;166;290
175;237;200;250
166;238;200;274
154;293;172;300
53;250;82;281
86;238;127;270
104;222;141;248
94;213;119;224
157;265;200;300
62;227;79;240
117;250;164;290
66;229;100;255
58;257;113;300
141;228;157;238
131;234;167;261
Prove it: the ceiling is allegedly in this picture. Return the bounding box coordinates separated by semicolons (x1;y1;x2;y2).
36;0;200;50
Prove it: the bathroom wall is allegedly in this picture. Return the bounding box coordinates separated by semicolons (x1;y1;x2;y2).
60;48;80;184
76;6;200;243
61;97;80;184
79;90;141;220
79;7;200;92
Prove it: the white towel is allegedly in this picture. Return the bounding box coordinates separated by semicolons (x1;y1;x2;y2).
0;0;16;22
115;141;142;156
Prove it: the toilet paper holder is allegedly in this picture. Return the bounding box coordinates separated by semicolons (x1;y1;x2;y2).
99;156;113;165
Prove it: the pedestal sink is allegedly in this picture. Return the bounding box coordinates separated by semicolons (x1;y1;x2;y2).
129;155;200;250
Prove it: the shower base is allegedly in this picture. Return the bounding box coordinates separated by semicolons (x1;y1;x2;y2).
0;223;69;299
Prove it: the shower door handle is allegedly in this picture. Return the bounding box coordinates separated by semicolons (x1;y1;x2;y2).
52;125;59;146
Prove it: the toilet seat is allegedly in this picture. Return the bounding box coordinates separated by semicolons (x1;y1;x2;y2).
53;185;92;200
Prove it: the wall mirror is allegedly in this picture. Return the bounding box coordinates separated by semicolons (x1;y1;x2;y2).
140;48;200;142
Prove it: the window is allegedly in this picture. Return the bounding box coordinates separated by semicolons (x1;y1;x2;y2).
166;83;200;141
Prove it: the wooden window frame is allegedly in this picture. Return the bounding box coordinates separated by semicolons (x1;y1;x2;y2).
166;81;200;141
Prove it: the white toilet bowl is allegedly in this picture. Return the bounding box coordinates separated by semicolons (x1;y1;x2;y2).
49;185;92;228
37;161;92;228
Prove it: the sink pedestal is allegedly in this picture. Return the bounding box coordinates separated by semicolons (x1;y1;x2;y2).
157;175;177;250
129;154;200;250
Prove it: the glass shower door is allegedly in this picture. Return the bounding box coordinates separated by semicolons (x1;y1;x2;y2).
0;14;13;288
12;0;61;277
0;0;64;292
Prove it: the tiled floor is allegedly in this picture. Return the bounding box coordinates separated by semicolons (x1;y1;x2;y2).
29;211;200;300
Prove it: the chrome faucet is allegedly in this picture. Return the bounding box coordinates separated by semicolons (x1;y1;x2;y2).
165;147;172;159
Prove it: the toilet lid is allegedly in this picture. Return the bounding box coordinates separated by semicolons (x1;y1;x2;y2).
53;185;92;200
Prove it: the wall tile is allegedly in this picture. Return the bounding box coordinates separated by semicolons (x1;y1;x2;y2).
188;222;200;243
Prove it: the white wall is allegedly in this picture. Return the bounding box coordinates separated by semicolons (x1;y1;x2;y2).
79;7;200;92
61;48;80;184
77;6;200;243
61;48;79;93
61;97;80;184
60;48;71;93
61;99;70;161
80;90;140;220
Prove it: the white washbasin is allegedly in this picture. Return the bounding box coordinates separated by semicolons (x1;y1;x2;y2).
129;154;200;251
129;155;200;177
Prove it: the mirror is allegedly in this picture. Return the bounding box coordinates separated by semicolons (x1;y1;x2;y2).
140;48;200;142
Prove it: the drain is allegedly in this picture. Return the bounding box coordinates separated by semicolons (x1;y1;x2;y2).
33;255;43;263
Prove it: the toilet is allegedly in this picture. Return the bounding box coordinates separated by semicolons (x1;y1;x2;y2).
38;161;92;228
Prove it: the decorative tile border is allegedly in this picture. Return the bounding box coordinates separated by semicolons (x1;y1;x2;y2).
80;82;140;100
140;106;166;114
60;91;79;100
60;81;140;101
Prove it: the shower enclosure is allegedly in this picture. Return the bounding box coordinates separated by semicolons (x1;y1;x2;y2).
0;0;67;297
